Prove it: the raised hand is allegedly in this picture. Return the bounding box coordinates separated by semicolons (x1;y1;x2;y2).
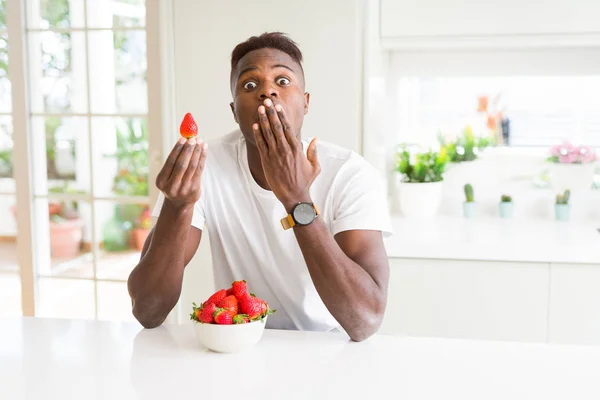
252;98;320;213
155;137;207;209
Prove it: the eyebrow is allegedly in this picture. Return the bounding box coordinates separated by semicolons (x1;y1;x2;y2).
237;64;296;80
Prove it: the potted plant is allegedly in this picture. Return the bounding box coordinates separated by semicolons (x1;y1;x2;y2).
131;205;151;251
463;184;476;218
9;201;82;259
547;141;596;192
499;194;513;219
105;119;150;252
555;189;571;222
48;184;85;258
439;125;493;164
395;144;448;219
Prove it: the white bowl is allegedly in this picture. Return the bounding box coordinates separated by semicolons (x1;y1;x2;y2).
192;316;268;353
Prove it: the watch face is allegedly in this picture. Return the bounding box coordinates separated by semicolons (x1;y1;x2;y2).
293;203;316;225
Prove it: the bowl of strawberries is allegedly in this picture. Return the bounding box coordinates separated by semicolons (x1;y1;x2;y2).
190;280;275;353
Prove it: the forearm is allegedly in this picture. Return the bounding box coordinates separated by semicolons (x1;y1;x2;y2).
293;218;387;341
127;200;194;328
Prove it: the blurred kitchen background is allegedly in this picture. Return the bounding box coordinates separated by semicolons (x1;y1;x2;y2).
2;0;600;346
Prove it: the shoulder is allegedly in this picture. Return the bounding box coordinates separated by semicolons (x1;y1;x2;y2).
203;129;243;172
205;129;243;155
309;138;381;183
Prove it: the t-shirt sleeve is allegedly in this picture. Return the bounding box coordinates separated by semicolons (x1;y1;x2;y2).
151;190;206;230
330;155;394;238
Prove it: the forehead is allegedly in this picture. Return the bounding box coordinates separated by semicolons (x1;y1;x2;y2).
235;48;301;76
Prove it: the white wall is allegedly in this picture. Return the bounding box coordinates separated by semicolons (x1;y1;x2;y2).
172;0;365;152
170;0;367;318
380;0;600;38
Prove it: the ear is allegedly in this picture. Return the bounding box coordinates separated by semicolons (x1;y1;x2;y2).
230;102;239;123
303;92;310;115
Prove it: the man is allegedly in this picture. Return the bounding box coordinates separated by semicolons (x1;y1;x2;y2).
127;32;392;342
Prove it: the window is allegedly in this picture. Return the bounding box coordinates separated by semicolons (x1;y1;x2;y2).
3;0;159;321
389;49;600;149
0;0;21;317
395;76;600;148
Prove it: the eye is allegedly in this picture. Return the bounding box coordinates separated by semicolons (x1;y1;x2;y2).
277;77;290;86
243;81;257;90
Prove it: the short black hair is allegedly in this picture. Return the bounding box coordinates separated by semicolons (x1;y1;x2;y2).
230;32;304;88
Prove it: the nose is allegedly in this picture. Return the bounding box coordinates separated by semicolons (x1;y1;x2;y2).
259;82;279;99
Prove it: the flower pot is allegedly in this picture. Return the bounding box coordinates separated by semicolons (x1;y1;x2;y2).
555;204;571;222
499;202;514;219
549;163;595;192
398;181;443;219
463;202;477;218
49;218;84;258
131;228;150;251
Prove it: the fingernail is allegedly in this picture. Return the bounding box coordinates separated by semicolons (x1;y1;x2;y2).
253;123;259;130
179;137;186;144
275;104;282;112
258;106;266;114
189;138;196;145
264;99;273;107
203;142;208;150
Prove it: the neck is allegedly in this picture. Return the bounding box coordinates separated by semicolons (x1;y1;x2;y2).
246;141;271;191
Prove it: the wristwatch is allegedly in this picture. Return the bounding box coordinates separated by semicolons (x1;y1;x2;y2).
280;202;320;230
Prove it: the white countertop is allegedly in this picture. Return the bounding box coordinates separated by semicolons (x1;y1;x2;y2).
2;317;600;400
384;216;600;264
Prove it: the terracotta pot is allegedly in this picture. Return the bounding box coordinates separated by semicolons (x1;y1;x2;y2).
131;228;150;251
49;218;84;258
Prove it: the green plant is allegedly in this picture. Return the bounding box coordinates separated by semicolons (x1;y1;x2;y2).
501;194;512;203
0;148;11;176
48;181;85;223
464;184;474;203
110;119;149;197
556;190;570;205
395;145;448;183
438;126;494;163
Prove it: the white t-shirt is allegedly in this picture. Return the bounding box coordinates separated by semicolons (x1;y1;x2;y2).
152;130;393;332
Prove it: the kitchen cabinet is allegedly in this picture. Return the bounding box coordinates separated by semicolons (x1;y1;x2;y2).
380;0;600;39
549;263;600;346
380;258;550;343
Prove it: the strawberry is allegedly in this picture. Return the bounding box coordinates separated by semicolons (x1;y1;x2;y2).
233;314;249;324
204;289;227;307
258;298;269;315
190;302;202;321
199;303;217;324
216;295;238;315
214;309;234;325
239;293;263;318
179;112;198;139
232;280;247;300
226;287;234;296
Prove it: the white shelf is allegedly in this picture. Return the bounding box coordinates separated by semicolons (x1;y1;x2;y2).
384;216;600;264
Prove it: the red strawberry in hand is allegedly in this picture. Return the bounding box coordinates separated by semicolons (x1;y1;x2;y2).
214;309;234;325
216;295;238;315
226;287;234;296
199;303;217;324
204;289;227;307
232;280;248;300
239;294;263;319
233;314;249;324
179;113;198;139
